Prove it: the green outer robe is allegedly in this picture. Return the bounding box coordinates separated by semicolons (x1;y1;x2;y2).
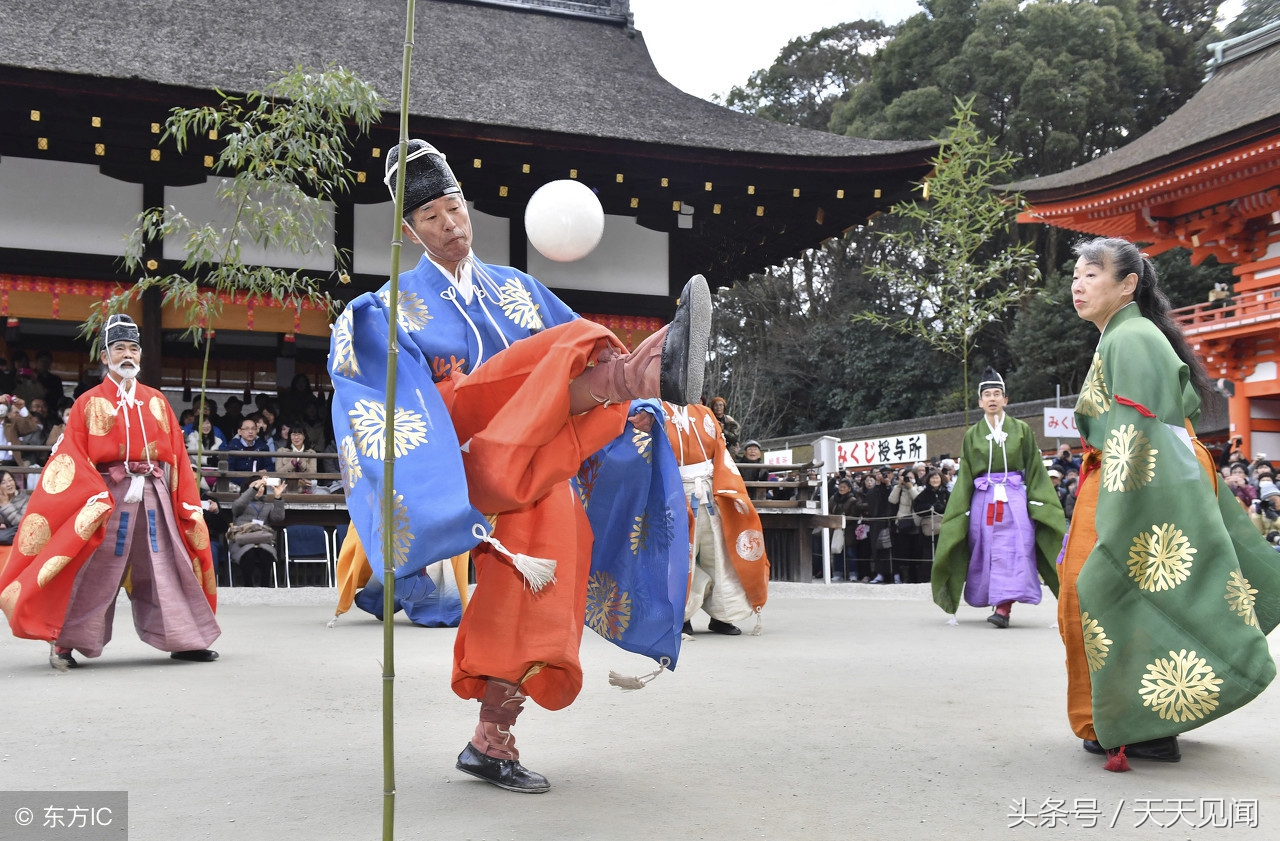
1074;303;1280;747
931;414;1065;615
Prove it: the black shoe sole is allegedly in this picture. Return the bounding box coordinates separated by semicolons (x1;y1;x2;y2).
660;274;711;404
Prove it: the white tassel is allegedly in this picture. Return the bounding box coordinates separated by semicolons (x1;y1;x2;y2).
124;473;145;504
471;523;556;591
946;614;960;626
608;658;669;691
751;609;763;636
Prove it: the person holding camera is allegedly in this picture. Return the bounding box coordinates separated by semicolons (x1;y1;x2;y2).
887;468;920;583
931;368;1066;627
228;474;286;587
0;393;40;468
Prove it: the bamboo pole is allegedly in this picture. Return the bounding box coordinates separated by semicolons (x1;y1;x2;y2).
382;2;417;838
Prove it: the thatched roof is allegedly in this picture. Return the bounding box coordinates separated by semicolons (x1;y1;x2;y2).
0;0;930;163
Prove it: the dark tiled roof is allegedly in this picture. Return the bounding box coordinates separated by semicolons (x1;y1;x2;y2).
1005;22;1280;197
0;0;931;162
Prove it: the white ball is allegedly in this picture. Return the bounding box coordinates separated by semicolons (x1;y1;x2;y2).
524;179;605;262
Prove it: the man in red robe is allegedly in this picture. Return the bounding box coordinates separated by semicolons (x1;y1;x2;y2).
0;314;219;669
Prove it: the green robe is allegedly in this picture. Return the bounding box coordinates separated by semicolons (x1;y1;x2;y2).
1074;303;1280;747
931;414;1065;614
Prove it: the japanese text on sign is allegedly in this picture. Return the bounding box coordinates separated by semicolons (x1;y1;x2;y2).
1044;407;1077;437
835;434;927;468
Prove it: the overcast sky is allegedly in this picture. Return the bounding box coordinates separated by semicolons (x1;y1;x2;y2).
630;0;1248;102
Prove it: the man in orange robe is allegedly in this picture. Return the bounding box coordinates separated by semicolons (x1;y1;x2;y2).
663;402;768;635
0;314;219;670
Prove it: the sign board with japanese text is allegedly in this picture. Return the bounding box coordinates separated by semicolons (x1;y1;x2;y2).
1044;407;1078;437
763;449;793;466
835;434;927;468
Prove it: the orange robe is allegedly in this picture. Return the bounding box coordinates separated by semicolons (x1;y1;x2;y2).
663;402;769;612
442;320;630;710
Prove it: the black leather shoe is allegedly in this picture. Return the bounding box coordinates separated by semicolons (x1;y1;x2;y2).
456;743;550;793
170;649;219;662
1123;736;1181;762
1082;736;1179;762
708;618;742;635
987;611;1009;628
682;620;694;635
659;274;711;404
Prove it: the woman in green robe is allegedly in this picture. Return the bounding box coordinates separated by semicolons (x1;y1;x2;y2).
1060;236;1280;771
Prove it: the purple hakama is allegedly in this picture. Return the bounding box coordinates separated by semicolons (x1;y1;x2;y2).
963;471;1042;607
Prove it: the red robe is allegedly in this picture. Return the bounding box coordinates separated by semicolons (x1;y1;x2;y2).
0;378;216;641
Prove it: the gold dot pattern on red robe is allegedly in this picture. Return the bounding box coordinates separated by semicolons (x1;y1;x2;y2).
41;453;77;495
84;397;116;436
17;513;52;556
149;397;170;433
74;500;112;540
37;555;74;588
0;580;20;618
186;520;210;551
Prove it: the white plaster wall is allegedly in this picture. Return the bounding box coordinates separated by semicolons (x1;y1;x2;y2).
0;156;142;255
163;178;334;271
1245;361;1278;383
527;213;668;295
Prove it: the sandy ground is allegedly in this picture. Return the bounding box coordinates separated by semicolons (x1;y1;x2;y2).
2;582;1277;840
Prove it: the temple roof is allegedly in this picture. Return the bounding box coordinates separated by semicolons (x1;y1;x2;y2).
1005;21;1280;199
0;0;930;162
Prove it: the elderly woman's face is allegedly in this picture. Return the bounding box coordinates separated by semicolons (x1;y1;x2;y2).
1072;253;1137;330
0;473;16;494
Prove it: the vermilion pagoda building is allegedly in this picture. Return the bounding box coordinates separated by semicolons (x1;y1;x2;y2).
1010;22;1280;455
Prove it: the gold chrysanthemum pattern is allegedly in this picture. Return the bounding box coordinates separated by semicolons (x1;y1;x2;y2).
331;307;361;378
340;435;362;486
1139;649;1222;722
1225;569;1259;628
496;280;543;331
1102;424;1157;493
629;514;649;554
1081;612;1112;672
1127;523;1195;591
349;400;428;461
584;570;632;641
631;427;653;464
379;289;433;332
1076;352;1110;418
575;455;601;508
375;492;413;569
